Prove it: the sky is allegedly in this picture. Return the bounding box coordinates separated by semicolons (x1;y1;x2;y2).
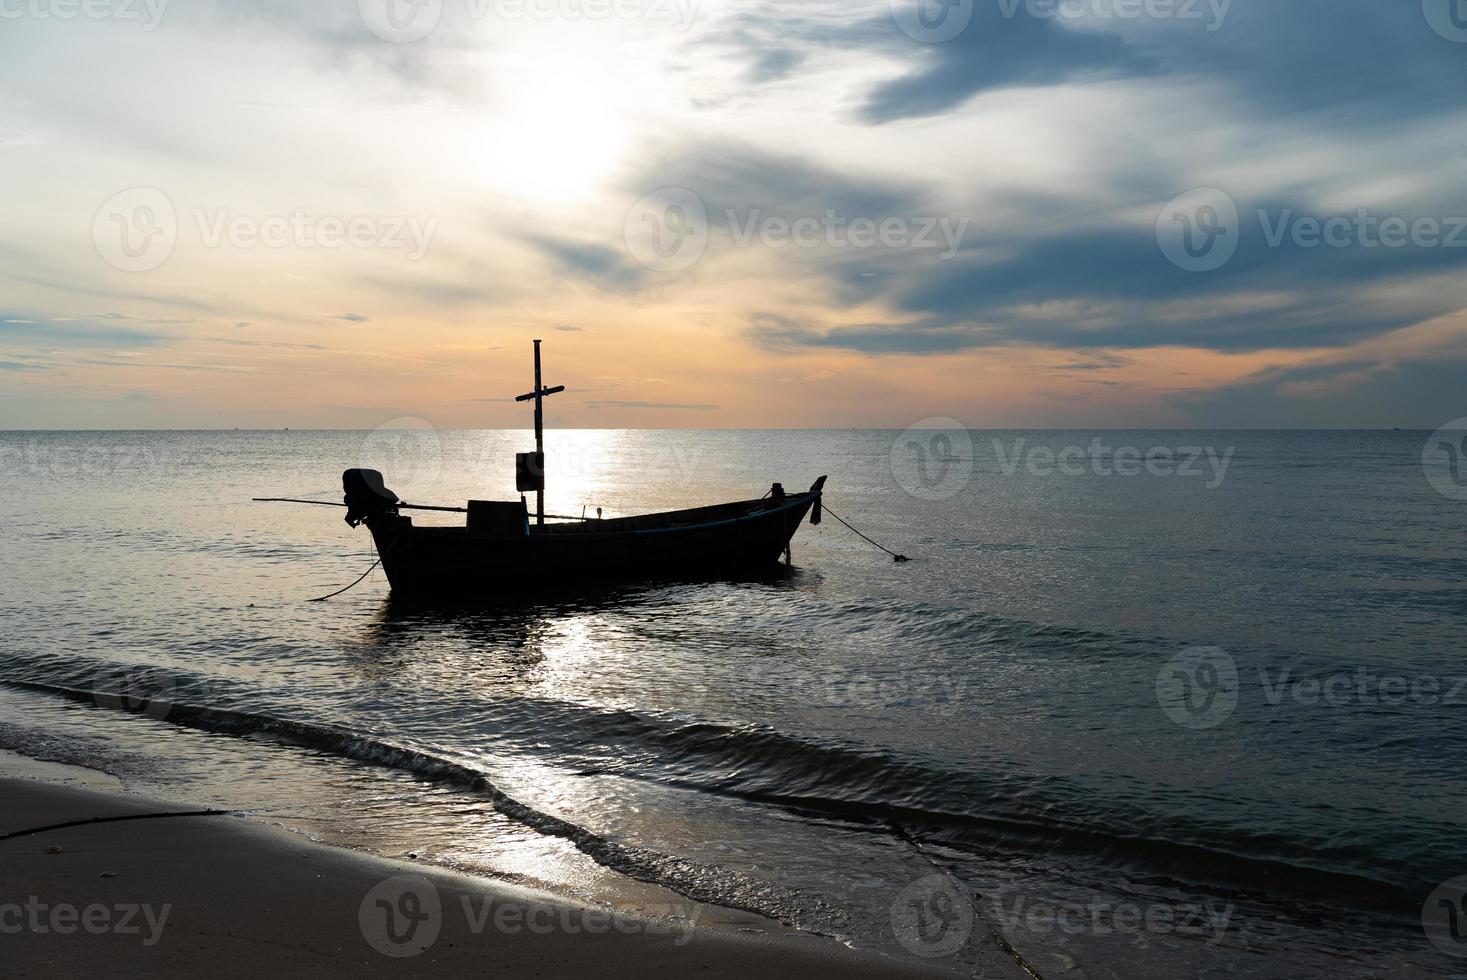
2;0;1466;429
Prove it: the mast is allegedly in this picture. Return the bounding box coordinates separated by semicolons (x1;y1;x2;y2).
533;339;544;525
514;339;565;527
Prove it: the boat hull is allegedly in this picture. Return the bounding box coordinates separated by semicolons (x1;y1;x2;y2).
363;485;824;598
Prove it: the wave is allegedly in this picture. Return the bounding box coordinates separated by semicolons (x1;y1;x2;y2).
0;669;1427;932
0;675;821;925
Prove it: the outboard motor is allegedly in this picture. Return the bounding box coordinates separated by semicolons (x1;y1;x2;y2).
343;469;400;527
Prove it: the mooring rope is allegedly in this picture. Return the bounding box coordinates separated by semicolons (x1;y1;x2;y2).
821;504;911;563
308;532;401;602
309;559;382;602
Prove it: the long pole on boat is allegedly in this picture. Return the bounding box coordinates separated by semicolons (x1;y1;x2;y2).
514;339;564;529
533;339;545;528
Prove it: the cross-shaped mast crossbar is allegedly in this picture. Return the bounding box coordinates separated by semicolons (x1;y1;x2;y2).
514;339;565;527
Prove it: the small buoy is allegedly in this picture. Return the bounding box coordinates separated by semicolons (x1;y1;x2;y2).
46;845;63;854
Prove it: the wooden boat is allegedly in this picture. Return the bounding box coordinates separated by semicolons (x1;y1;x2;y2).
338;341;827;597
344;470;827;597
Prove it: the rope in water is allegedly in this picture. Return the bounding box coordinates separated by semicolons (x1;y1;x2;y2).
820;504;911;563
308;532;401;602
309;559;382;602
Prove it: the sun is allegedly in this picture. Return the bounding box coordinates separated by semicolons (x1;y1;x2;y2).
472;55;630;206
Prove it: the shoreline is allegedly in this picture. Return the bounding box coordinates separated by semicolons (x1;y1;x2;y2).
0;754;984;979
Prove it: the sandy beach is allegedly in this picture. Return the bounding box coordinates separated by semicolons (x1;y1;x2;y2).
0;757;1013;979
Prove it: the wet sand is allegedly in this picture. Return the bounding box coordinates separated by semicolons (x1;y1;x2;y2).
0;767;1000;978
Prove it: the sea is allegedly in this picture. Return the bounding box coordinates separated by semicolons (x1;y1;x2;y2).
1;428;1464;978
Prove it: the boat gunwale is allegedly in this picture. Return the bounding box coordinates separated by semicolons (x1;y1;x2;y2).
382;490;821;540
629;493;818;536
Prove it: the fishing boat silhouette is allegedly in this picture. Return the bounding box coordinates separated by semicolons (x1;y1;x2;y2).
308;341;826;598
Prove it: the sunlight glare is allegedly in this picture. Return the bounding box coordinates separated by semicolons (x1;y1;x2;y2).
474;55;629;206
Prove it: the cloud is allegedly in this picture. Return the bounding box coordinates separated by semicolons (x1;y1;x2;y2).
522;234;648;292
858;9;1153;123
1168;354;1467;428
329;313;369;323
627;139;920;221
745;48;805;84
749;314;1002;355
0;315;173;348
358;275;495;308
208;337;332;351
585;400;720;410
